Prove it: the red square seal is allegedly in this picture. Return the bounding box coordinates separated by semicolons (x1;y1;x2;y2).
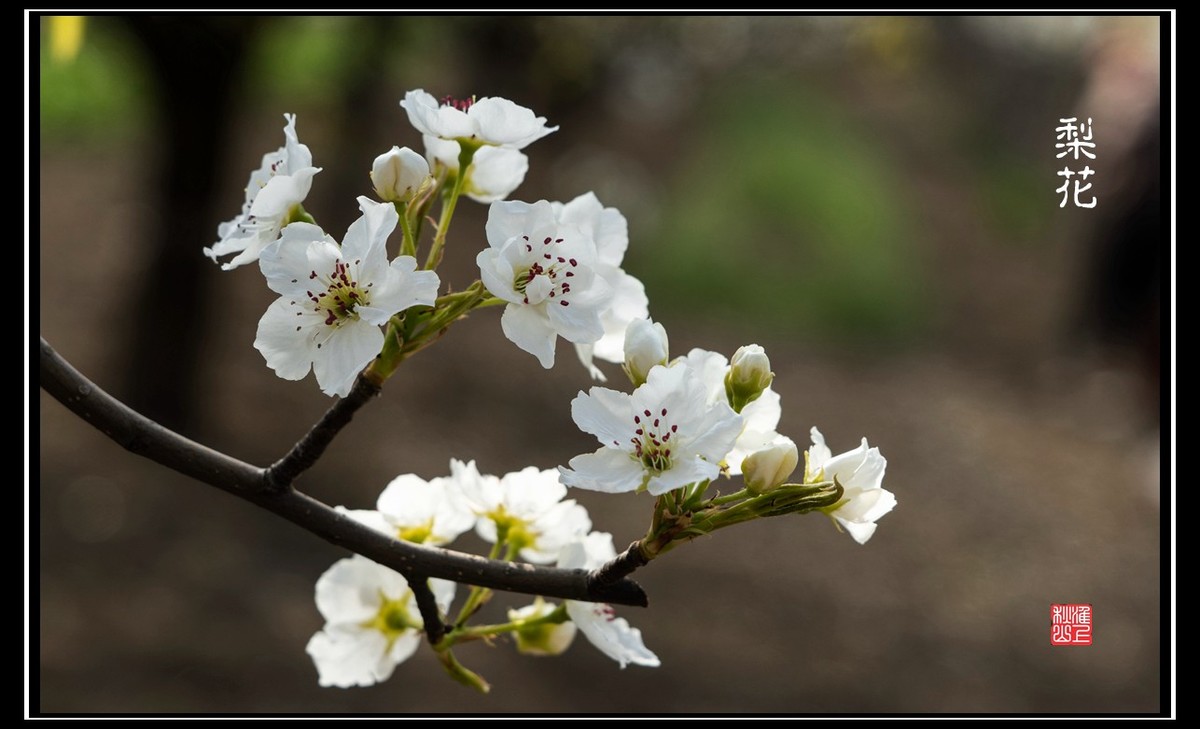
1050;603;1093;646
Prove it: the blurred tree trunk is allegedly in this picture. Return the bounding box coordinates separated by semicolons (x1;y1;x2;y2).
120;16;259;430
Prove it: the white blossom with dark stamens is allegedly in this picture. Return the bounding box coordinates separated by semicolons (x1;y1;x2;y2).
478;200;610;368
205;113;321;271
254;197;439;397
552;193;649;382
401;89;557;149
559;363;743;496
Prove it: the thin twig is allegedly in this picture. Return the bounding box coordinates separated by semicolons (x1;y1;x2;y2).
410;578;447;644
39;337;648;608
589;540;651;589
265;375;381;490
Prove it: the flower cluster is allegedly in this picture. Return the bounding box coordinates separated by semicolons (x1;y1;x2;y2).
205;88;894;693
312;460;657;686
562;325;896;545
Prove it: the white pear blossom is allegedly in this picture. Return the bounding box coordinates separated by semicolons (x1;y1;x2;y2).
371;146;431;203
424;134;528;203
558;532;659;669
507;598;577;657
401;89;557;149
477;200;610;368
679;348;788;476
552;193;649;381
560;363;743;495
205;113;322;271
305;555;456;688
338;471;475;546
805;427;896;545
254;196;440;397
451;460;591;564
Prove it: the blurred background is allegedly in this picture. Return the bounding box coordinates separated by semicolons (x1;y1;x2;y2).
37;15;1166;714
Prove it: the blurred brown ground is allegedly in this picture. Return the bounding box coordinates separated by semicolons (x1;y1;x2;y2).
37;15;1165;713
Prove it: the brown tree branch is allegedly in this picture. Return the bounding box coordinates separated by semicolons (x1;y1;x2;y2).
589;540;651;589
39;337;649;613
265;375;381;491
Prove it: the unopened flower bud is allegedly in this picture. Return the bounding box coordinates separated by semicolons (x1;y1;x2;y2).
371;146;431;203
508;599;577;657
622;319;669;387
742;440;799;495
725;344;774;413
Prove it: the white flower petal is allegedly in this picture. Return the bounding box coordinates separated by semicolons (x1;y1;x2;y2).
566;601;661;668
559;531;618;570
468;96;557;148
428;577;458;614
546;277;609;344
520;500;592;564
741;388;782;434
314;556;386;625
835;517;879;545
556;192;629;267
837;486;897;525
807;427;833;475
501;303;558;368
384;632;422;672
464;146;529;203
559;448;645;494
306;625;393;688
248;167;319;219
334;507;393;537
311;319;383;397
822;437;870;480
258;223;329;297
681;399;744;465
359;258;439;326
571;386;632;447
646;456;719;496
254;298;317;382
573;343;608;381
340;196;397;265
589;269;648;363
486;199;554;248
281;113;313;170
401;89;475;139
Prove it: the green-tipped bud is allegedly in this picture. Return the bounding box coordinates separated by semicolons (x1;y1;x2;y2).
724;344;774;412
508;598;576;657
742;440;799;495
622;318;669;387
371;146;431;203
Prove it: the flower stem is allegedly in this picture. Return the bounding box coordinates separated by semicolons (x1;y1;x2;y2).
709;487;750;506
397;203;418;259
436;649;491;694
442;604;569;648
424;143;477;271
453;524;507;627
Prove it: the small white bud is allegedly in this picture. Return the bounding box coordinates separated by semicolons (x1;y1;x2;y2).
371;146;431;203
725;344;774;412
742;440;800;495
622;319;669;387
508;599;577;657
